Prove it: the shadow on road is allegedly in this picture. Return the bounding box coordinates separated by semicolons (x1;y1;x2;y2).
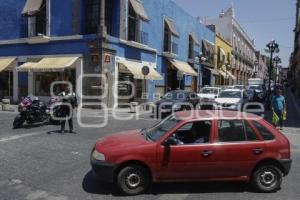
82;171;254;196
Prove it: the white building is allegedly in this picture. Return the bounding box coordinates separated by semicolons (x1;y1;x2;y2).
199;6;256;85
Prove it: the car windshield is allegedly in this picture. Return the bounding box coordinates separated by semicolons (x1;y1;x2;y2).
234;86;244;90
247;90;254;95
200;88;218;94
163;91;187;100
248;85;262;90
219;91;242;98
143;115;179;141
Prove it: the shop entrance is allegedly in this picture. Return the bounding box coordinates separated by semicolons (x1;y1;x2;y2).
34;69;76;96
118;66;145;104
166;63;184;91
0;71;13;100
202;68;211;86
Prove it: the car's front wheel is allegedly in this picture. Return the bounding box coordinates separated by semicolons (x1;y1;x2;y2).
117;164;150;195
252;164;283;193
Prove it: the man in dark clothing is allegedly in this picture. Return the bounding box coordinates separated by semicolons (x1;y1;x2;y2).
60;87;77;133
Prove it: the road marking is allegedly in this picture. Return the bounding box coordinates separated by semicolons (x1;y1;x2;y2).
0;131;44;143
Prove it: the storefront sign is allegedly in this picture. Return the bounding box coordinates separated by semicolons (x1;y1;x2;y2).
102;53;113;72
141;66;150;76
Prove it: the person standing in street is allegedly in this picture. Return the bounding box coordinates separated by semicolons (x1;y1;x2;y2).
272;88;286;130
59;86;77;134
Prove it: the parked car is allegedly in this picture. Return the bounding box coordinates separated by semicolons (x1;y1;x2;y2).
197;87;221;109
153;90;199;118
198;87;221;101
246;89;255;102
247;84;266;102
221;85;235;90
214;89;249;111
90;110;292;195
233;85;246;90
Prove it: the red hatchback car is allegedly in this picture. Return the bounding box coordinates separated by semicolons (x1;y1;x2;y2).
90;110;292;195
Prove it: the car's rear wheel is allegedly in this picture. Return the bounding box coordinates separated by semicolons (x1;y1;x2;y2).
252;164;283;193
117;164;150;195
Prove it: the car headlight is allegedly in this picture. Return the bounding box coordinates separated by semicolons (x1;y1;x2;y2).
92;150;105;161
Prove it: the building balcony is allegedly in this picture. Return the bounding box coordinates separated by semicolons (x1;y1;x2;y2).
128;30;149;46
20;18;50;44
163;42;178;57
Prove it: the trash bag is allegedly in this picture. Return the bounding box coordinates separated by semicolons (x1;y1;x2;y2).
272;111;279;126
283;111;287;121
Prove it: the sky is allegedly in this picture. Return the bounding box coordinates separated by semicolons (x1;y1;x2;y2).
173;0;296;68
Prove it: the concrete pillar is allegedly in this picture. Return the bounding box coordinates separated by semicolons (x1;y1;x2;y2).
112;60;118;108
76;57;83;105
13;64;18;103
198;65;203;89
28;72;34;95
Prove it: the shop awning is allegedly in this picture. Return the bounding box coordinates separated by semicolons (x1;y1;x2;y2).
205;67;219;76
0;57;16;72
220;48;226;58
165;18;180;37
21;0;44;16
168;58;197;76
218;70;227;78
227;71;236;80
190;32;200;45
219;69;237;80
17;57;79;72
129;0;149;21
118;59;163;80
17;62;37;71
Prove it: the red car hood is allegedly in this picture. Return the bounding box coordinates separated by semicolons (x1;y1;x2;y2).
95;129;150;151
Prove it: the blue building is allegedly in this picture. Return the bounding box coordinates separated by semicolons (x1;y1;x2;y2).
0;0;215;107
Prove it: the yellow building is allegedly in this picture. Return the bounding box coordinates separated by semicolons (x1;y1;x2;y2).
215;34;236;85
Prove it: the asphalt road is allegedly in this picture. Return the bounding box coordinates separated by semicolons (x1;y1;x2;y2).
0;93;300;200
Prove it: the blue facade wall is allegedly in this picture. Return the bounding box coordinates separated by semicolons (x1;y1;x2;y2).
0;0;25;40
0;0;215;102
50;0;74;36
0;40;89;57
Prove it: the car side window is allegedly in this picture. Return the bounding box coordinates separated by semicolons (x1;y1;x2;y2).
244;121;258;141
218;120;246;142
170;121;212;145
189;93;198;100
252;121;275;140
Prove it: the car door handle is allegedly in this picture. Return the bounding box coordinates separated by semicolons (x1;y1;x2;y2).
201;150;213;158
253;148;264;155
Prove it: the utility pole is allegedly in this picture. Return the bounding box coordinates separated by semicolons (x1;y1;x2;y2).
265;40;279;110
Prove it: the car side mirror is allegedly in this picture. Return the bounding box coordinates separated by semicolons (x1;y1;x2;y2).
162;137;177;147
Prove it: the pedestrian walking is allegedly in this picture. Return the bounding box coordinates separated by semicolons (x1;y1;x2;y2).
271;88;286;130
59;87;77;134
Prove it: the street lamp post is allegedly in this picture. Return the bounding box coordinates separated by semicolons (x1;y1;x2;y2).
225;63;231;85
265;40;279;110
277;65;282;85
273;56;281;86
254;60;259;78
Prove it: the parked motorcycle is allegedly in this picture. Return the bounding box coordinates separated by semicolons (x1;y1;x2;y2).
13;96;48;129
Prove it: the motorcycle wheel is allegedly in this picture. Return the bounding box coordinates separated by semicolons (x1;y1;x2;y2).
13;115;26;129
